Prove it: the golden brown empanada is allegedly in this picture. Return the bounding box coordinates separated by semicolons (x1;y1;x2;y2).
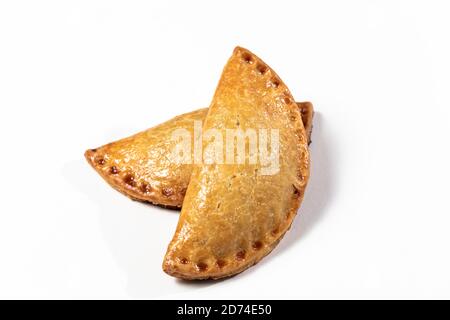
163;47;310;279
85;102;313;208
85;109;204;208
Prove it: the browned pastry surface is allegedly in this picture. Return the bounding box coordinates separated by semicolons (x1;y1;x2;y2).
300;101;314;145
163;47;310;280
85;103;313;208
85;109;204;207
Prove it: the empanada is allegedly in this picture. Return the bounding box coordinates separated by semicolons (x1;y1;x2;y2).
85;103;313;208
163;47;310;279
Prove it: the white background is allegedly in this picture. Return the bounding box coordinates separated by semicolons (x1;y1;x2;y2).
1;0;450;299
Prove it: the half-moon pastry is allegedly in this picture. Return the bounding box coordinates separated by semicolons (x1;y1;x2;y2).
163;47;310;279
85;109;204;208
85;102;313;208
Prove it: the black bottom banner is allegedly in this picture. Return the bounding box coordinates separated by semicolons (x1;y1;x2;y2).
1;300;448;318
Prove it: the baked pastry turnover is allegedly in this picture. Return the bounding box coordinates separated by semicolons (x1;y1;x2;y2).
162;47;310;279
85;102;313;208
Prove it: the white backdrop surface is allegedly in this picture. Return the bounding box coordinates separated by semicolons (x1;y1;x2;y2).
1;0;450;299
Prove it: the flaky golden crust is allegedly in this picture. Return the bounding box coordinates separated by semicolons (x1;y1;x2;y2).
163;47;310;280
85;103;313;208
85;109;206;208
301;101;314;145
